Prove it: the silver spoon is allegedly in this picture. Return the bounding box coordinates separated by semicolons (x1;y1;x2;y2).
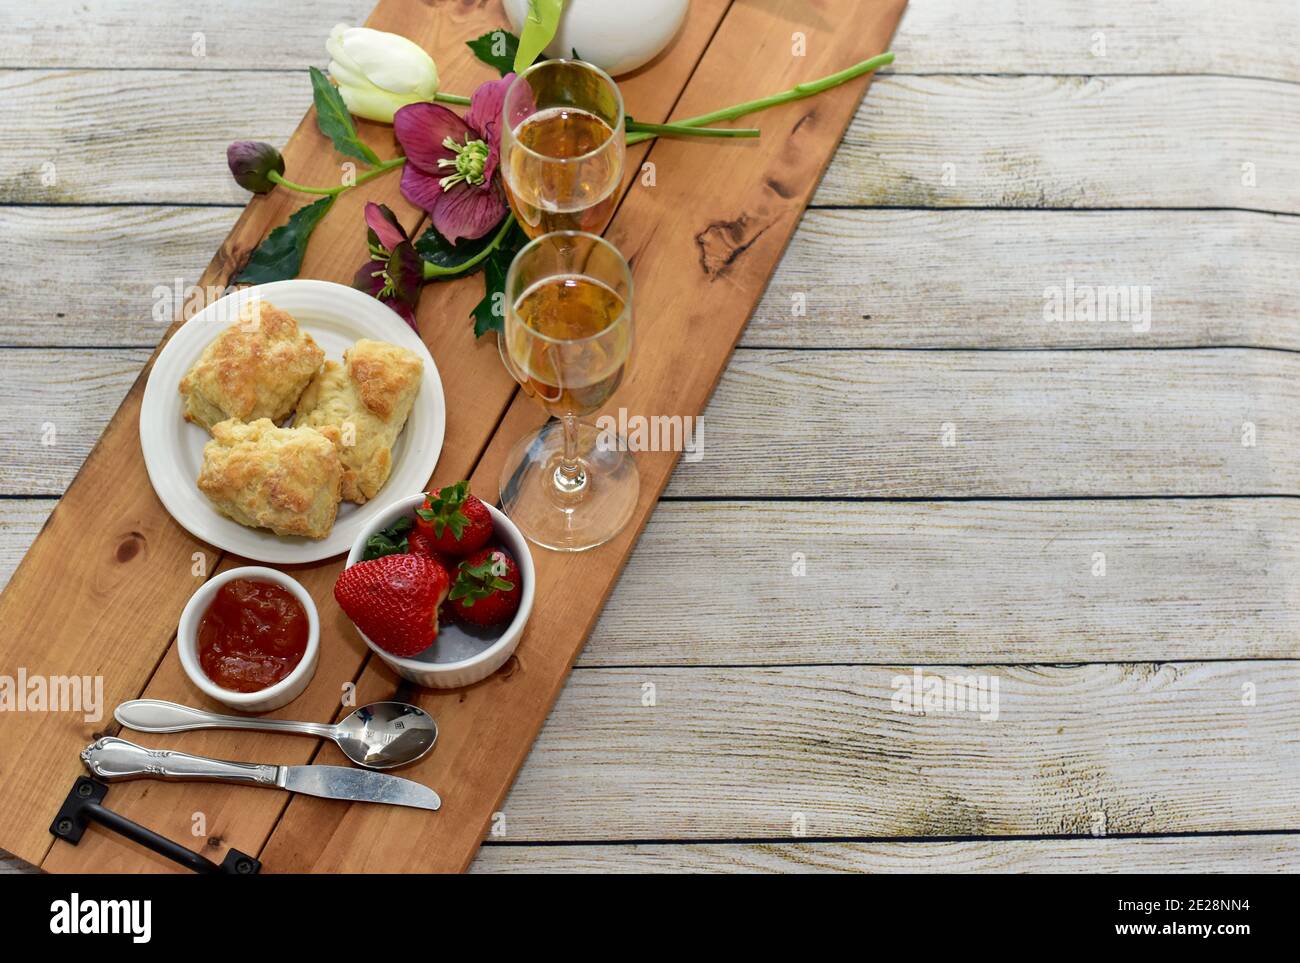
114;699;437;770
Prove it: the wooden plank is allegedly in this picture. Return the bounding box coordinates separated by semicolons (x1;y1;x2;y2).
25;0;741;873
10;0;1298;83
0;69;300;204
7;346;1297;501
750;209;1300;350
258;0;909;874
1;851;36;873
8;495;1295;667
0;350;148;496
10;208;1298;350
15;830;1300;874
470;663;1300;840
22;655;1300;864
666;348;1300;498
813;75;1300;212
0;207;236;346
474;835;1300;873
8;73;1298;211
890;0;1300;82
3;0;373;69
0;499;56;591
582;497;1300;665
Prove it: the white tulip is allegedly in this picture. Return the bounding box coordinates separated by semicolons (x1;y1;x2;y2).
326;24;439;124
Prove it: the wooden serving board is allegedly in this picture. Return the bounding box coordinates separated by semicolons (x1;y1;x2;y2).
0;0;905;872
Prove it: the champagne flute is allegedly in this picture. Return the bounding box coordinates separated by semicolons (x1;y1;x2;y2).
498;231;638;552
501;59;625;239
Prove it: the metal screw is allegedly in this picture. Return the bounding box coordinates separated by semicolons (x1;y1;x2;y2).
234;858;255;874
77;782;94;798
55;818;73;834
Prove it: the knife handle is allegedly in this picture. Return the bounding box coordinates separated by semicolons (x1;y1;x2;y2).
81;736;280;787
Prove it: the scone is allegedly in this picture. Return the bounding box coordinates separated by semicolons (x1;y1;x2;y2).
197;418;343;539
179;300;325;431
293;339;423;504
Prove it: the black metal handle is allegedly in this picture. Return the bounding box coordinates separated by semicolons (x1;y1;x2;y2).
49;777;260;875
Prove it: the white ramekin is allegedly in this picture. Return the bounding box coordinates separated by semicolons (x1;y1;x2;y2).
177;566;320;713
344;493;535;689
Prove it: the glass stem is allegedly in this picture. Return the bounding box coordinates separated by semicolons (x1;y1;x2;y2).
555;413;586;495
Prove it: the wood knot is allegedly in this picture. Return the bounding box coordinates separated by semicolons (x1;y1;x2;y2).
115;531;146;563
495;655;520;681
695;214;771;279
764;177;796;199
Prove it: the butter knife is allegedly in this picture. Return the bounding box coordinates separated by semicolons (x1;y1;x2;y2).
81;736;441;811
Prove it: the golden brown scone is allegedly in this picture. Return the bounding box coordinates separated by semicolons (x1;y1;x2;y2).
293;339;423;504
179;300;325;431
197;418;343;539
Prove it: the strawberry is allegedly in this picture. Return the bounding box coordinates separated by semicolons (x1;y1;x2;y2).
407;527;460;575
414;481;493;556
334;554;450;658
406;527;439;559
447;546;521;628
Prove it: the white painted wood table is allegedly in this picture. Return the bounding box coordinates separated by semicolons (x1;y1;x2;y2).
3;0;1299;873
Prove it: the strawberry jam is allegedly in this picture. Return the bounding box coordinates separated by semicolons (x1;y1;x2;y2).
197;579;308;693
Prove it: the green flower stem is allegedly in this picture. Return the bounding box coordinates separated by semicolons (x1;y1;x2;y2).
434;91;472;106
624;51;894;145
422;213;517;279
268;156;407;196
624;121;759;139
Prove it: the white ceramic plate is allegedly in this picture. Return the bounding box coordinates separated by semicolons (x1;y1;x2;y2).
140;280;445;564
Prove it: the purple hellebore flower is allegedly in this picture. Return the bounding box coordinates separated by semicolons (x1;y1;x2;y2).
354;202;423;329
393;73;514;244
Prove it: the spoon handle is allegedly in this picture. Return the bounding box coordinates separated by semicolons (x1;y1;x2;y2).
115;699;335;740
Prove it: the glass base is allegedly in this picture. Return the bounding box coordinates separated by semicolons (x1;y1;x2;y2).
499;420;639;552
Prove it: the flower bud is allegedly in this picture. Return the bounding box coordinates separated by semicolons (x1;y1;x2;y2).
226;140;285;193
327;24;439;124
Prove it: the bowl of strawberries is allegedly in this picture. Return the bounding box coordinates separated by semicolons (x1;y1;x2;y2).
335;481;535;689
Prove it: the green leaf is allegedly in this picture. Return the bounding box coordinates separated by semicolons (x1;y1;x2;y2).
362;516;413;560
515;0;565;73
415;481;469;539
235;195;335;284
467;29;520;76
449;553;515;603
309;65;381;165
471;248;511;338
464;220;525;337
414;222;501;277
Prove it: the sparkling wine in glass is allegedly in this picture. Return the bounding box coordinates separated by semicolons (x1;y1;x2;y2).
501;59;625;239
498;231;638;552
